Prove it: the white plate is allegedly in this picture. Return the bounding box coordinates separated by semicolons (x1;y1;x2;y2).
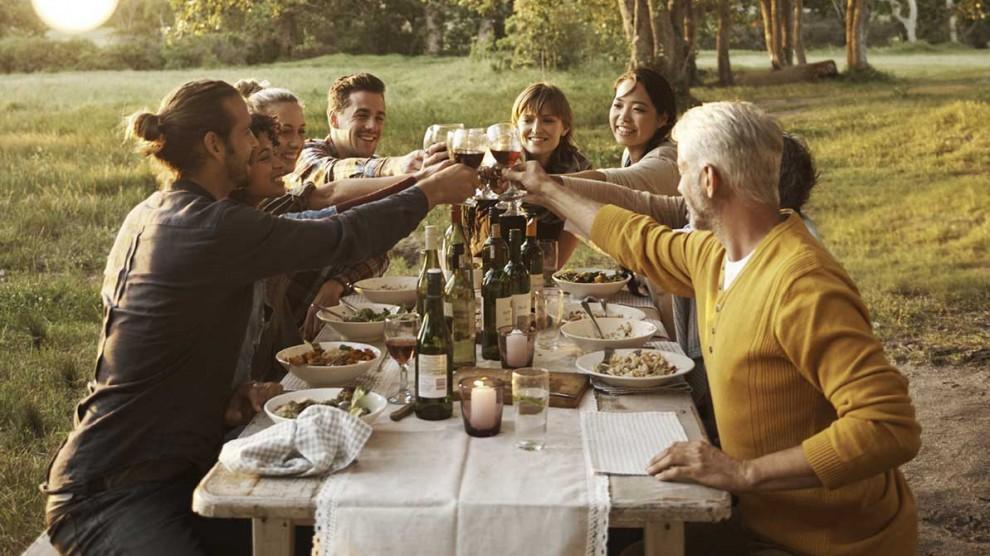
353;276;418;306
316;301;400;341
561;302;646;323
275;342;382;387
575;349;694;388
552;268;629;299
264;388;387;426
560;318;656;352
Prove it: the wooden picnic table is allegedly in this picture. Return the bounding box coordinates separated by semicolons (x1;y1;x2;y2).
192;300;730;556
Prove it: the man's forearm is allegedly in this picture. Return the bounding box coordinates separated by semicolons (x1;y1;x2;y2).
310;176;411;208
539;179;606;238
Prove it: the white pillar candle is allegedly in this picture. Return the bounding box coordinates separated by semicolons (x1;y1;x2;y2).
505;329;529;367
469;385;498;430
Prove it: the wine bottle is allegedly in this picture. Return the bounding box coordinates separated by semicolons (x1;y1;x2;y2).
416;225;444;316
480;206;507;280
444;248;477;368
520;216;545;293
498;202;526;241
415;269;453;420
442;204;466;279
504;229;531;327
481;244;512;360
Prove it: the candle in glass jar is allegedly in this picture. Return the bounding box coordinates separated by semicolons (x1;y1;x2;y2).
504;328;529;367
469;384;497;430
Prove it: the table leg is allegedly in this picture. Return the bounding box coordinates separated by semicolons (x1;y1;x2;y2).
643;520;684;556
252;517;294;556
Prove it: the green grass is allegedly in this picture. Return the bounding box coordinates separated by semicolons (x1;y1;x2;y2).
1;48;989;552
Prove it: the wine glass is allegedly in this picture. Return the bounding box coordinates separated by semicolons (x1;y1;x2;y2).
448;128;492;199
423;123;464;151
385;313;421;404
486;123;524;204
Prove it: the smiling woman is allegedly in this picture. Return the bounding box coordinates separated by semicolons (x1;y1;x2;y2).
31;0;119;34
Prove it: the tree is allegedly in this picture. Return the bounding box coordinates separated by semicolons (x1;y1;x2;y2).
845;0;869;70
616;0;696;94
882;0;919;42
715;0;733;85
947;0;960;41
757;0;807;68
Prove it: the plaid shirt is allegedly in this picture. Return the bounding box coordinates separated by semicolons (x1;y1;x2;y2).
260;185;390;326
286;136;402;191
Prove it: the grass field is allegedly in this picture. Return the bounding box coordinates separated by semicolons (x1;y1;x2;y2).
1;49;988;553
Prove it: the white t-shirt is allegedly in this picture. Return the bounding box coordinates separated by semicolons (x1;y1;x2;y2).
723;251;754;290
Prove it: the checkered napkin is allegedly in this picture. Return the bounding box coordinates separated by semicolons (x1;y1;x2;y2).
218;406;372;477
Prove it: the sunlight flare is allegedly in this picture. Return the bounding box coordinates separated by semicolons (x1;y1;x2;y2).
32;0;119;34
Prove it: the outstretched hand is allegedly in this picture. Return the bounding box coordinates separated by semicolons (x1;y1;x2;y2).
646;440;753;492
501;161;561;205
416;163;478;207
224;381;284;427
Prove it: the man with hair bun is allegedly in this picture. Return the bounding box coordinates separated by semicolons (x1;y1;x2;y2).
41;79;475;555
506;101;921;555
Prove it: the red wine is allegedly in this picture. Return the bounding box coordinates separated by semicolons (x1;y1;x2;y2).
491;149;521;167
386;338;417;365
452;150;485;169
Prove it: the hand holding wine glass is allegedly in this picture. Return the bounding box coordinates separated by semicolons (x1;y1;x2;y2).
486;123;524;201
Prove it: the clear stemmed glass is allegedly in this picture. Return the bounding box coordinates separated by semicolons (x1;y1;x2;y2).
449;128;492;199
423;123;464;151
385;313;421;404
486;123;524;204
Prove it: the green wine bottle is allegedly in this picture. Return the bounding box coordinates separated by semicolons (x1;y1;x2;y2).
415;269;453;420
480;206;507;280
416;225;444;317
521;216;545;292
444;247;477;368
442;204;466;278
481;244;512;360
504;229;531;327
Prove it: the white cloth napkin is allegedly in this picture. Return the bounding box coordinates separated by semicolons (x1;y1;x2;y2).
581;411;687;475
219;405;372;476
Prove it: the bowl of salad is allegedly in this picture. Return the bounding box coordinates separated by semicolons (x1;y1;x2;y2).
265;387;387;425
275;341;382;387
317;301;400;341
552;268;630;299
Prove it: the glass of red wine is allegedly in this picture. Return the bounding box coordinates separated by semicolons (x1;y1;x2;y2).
385;313;420;404
486;123;524;204
449;127;492;199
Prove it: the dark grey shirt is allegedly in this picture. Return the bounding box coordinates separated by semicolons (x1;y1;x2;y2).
47;180;428;492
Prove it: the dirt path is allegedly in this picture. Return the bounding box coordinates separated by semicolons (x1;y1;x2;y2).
900;363;990;554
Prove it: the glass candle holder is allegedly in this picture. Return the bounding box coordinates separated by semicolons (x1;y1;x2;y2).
458;376;504;437
497;323;536;369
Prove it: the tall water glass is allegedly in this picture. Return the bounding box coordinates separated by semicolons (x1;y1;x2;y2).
512;367;549;451
538;239;559;285
533;288;565;350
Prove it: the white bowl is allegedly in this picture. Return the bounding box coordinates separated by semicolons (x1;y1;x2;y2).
353;276;418;306
560;318;656;352
561;302;646;323
264;388;387;426
275;342;382;387
552;268;630;299
316;301;400;341
575;349;694;388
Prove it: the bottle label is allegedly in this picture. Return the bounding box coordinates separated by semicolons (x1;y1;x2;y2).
512;294;531;322
453;298;476;364
496;296;512;329
530;274;544;291
418;354;448;399
444;301;453;319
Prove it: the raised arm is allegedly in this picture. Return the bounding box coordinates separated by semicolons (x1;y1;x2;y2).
558;175;690;229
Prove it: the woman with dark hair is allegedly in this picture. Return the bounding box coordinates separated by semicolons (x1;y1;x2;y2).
569;67;680;196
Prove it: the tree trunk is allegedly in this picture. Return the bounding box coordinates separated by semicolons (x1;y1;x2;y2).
716;0;734;85
886;0;918;42
845;0;869;70
792;0;807;64
615;0;693;95
946;0;959;42
683;0;700;84
424;2;443;55
780;0;794;66
634;0;657;68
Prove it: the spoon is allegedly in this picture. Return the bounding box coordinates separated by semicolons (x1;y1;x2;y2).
580;298;605;339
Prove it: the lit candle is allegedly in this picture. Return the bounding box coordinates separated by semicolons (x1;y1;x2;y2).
505;328;529;368
469;383;497;430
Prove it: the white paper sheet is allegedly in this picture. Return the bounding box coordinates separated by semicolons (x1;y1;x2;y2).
581;411;688;475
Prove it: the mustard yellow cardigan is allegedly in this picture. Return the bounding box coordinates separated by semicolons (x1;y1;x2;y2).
591;206;921;555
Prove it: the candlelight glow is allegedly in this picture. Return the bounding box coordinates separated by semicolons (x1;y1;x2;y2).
32;0;119;34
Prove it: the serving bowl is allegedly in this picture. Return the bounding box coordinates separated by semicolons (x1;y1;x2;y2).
552;268;630;299
316;301;400;341
275;341;382;387
561;302;646;323
559;318;656;352
264;387;387;425
353;276;418;306
575;348;694;388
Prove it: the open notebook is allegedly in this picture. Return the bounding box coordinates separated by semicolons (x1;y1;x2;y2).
581;411;688;475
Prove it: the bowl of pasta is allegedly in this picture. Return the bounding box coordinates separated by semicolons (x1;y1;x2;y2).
575;348;694;388
275;341;382;387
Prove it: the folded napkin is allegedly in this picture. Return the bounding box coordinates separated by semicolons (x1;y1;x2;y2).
580;411;687;475
219;405;372;476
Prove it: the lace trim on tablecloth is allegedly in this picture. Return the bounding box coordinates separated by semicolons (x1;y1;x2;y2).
583;390;611;556
314;471;347;555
